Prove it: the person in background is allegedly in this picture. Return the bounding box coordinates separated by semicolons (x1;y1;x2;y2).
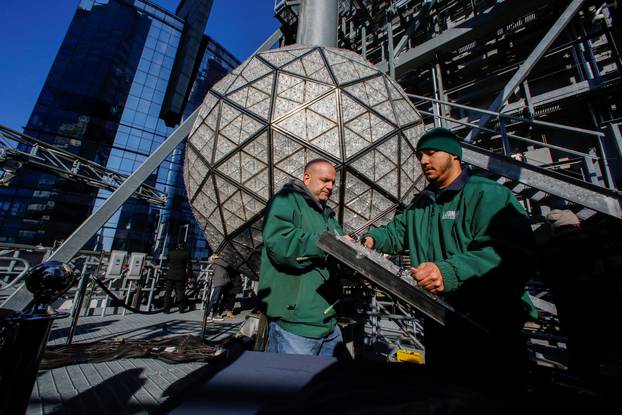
163;242;192;314
221;270;242;319
205;254;231;321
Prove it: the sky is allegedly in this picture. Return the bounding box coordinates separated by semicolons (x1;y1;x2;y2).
0;0;280;131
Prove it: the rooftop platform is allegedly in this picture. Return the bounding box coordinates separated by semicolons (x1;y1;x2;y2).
28;309;248;415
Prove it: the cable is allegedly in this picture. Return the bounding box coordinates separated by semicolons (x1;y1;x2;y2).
92;276;167;315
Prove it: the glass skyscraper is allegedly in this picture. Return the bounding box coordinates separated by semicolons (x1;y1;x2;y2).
0;0;239;258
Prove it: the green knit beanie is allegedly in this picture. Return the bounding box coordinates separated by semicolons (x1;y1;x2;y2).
416;127;462;159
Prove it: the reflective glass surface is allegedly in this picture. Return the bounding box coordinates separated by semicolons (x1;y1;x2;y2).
0;0;237;259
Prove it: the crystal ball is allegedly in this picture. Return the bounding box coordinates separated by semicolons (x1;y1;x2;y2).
184;45;424;277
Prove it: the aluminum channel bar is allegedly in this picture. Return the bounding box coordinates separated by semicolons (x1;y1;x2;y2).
462;144;622;219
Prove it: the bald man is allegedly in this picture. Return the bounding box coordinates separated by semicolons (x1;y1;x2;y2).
258;159;345;356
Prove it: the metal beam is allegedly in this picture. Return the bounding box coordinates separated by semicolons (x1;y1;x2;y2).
296;0;338;47
393;0;436;59
462;143;622;219
1;109;198;311
377;0;541;76
466;0;586;142
387;20;395;79
253;28;283;55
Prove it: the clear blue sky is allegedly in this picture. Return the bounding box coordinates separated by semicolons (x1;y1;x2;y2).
0;0;280;131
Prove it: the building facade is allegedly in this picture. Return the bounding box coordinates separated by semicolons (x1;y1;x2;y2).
0;0;239;258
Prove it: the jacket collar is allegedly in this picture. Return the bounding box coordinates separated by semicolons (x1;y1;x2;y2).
420;169;471;201
283;179;336;218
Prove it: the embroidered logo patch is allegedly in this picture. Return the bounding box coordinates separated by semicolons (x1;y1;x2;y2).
442;210;459;220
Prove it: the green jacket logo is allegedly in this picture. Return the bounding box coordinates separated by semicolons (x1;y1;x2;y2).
442;210;459;220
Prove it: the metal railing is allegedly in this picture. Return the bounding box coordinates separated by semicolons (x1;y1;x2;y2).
407;93;611;185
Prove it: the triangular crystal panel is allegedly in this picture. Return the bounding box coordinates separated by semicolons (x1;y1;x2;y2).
203;217;225;250
276;107;336;143
370;188;395;217
307;92;338;122
216;152;242;184
387;79;421;127
227;74;273;121
258;46;311;68
344;77;397;124
273;73;333;120
323;49;378;85
228;57;273;93
211;73;236;95
344;128;371;158
188;120;213;158
272;131;303;163
213;136;237;164
221;191;246;232
218;103;264;146
198;92;219;121
282;50;334;85
309;127;341;159
215;175;240;205
402;124;426;149
241;192;265;219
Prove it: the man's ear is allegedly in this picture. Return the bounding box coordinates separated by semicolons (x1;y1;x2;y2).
303;171;310;184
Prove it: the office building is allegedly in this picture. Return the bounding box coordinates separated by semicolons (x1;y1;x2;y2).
0;0;239;258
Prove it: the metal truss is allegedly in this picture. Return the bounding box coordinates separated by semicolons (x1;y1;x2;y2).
2;111;197;311
0;124;166;206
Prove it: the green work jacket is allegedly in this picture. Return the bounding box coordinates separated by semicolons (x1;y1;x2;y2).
364;171;536;330
258;180;343;339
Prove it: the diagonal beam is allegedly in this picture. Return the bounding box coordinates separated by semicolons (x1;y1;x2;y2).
253;28;283;55
466;0;586;142
462;143;622;219
393;0;436;59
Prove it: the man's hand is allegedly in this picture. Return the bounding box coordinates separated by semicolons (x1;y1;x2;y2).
411;262;444;293
360;236;374;249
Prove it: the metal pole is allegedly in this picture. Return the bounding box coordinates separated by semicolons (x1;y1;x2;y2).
361;25;367;59
387;20;395;79
66;273;90;344
466;0;586;142
431;64;441;127
296;0;338;47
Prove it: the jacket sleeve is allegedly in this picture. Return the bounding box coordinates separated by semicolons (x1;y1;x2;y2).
263;194;326;269
362;208;409;255
436;187;535;292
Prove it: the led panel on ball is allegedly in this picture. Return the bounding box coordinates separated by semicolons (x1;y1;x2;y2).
184;45;425;278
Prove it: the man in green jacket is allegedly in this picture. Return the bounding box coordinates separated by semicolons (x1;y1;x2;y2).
362;127;536;381
258;159;344;356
